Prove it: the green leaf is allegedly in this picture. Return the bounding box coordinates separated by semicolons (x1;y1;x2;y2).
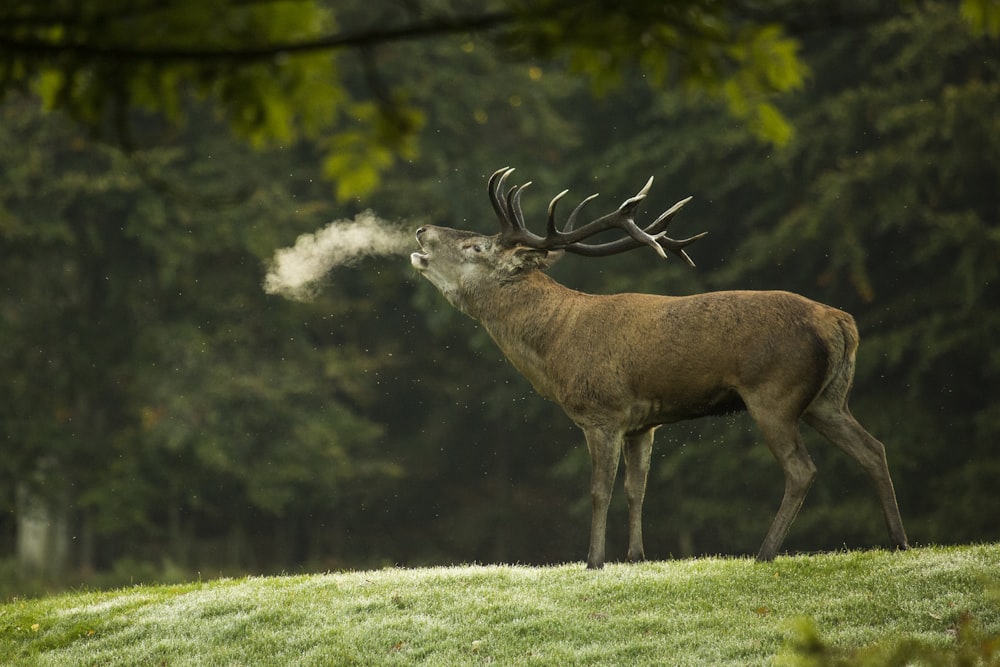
961;0;1000;37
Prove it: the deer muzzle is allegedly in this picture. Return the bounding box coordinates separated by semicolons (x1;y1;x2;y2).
411;227;429;270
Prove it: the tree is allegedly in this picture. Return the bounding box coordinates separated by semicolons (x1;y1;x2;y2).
0;96;409;574
0;0;807;200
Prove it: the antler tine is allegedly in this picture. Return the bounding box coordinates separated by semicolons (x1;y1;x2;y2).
662;231;709;267
504;184;518;221
627;176;655;207
508;182;533;231
546;189;570;237
488;166;511;190
565;192;601;232
550;184;705;264
490;167;547;245
553;176;658;252
490;167;517;233
648;195;693;233
561;230;707;266
562;197;705;266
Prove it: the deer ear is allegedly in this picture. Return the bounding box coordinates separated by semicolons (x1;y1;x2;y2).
510;246;563;272
539;249;565;269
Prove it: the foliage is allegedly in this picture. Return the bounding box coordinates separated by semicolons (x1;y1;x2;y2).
0;96;401;571
962;0;1000;37
507;0;807;145
0;0;812;200
1;545;998;665
1;1;342;141
778;614;1000;667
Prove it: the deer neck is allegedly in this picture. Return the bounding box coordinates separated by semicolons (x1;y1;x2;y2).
467;271;576;398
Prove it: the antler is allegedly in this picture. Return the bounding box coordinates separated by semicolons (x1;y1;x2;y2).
488;167;707;267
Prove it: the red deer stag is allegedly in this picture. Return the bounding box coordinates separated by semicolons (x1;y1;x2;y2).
411;167;909;569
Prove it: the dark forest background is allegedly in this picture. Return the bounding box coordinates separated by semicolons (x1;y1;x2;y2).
1;0;997;595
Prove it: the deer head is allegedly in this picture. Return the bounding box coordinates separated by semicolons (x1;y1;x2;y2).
411;167;707;313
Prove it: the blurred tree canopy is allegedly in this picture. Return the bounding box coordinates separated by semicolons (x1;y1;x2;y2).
0;0;811;200
0;0;998;587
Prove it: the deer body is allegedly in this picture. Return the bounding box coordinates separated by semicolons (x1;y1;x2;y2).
471;273;840;427
412;169;908;568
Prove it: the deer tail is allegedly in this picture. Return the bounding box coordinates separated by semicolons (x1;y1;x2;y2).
820;311;860;408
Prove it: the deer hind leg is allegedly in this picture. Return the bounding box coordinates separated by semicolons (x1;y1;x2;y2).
583;427;623;570
804;400;909;552
623;428;655;563
750;407;817;562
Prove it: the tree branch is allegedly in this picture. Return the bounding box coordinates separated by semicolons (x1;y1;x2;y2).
0;11;513;63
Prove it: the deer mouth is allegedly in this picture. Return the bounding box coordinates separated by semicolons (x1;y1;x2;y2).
411;229;429;270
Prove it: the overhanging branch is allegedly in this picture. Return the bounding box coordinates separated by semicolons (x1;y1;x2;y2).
0;10;514;63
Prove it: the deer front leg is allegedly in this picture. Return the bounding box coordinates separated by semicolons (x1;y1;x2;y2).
584;427;623;570
623;428;655;562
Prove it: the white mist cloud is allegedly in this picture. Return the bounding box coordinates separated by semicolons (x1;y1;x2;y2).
264;211;413;301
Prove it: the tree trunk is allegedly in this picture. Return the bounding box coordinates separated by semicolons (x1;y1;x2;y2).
16;482;70;577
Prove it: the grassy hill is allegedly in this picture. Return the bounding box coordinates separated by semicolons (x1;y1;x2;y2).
1;544;998;666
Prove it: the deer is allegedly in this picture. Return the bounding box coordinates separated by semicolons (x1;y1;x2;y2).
411;167;909;569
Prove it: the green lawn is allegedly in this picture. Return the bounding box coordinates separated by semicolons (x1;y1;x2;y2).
1;544;998;666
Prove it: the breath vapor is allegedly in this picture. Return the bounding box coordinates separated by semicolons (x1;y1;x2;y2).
264;211;413;301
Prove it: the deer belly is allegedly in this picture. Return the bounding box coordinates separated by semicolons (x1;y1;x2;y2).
642;387;747;425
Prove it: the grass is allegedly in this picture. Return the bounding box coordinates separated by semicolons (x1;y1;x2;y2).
0;544;998;666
